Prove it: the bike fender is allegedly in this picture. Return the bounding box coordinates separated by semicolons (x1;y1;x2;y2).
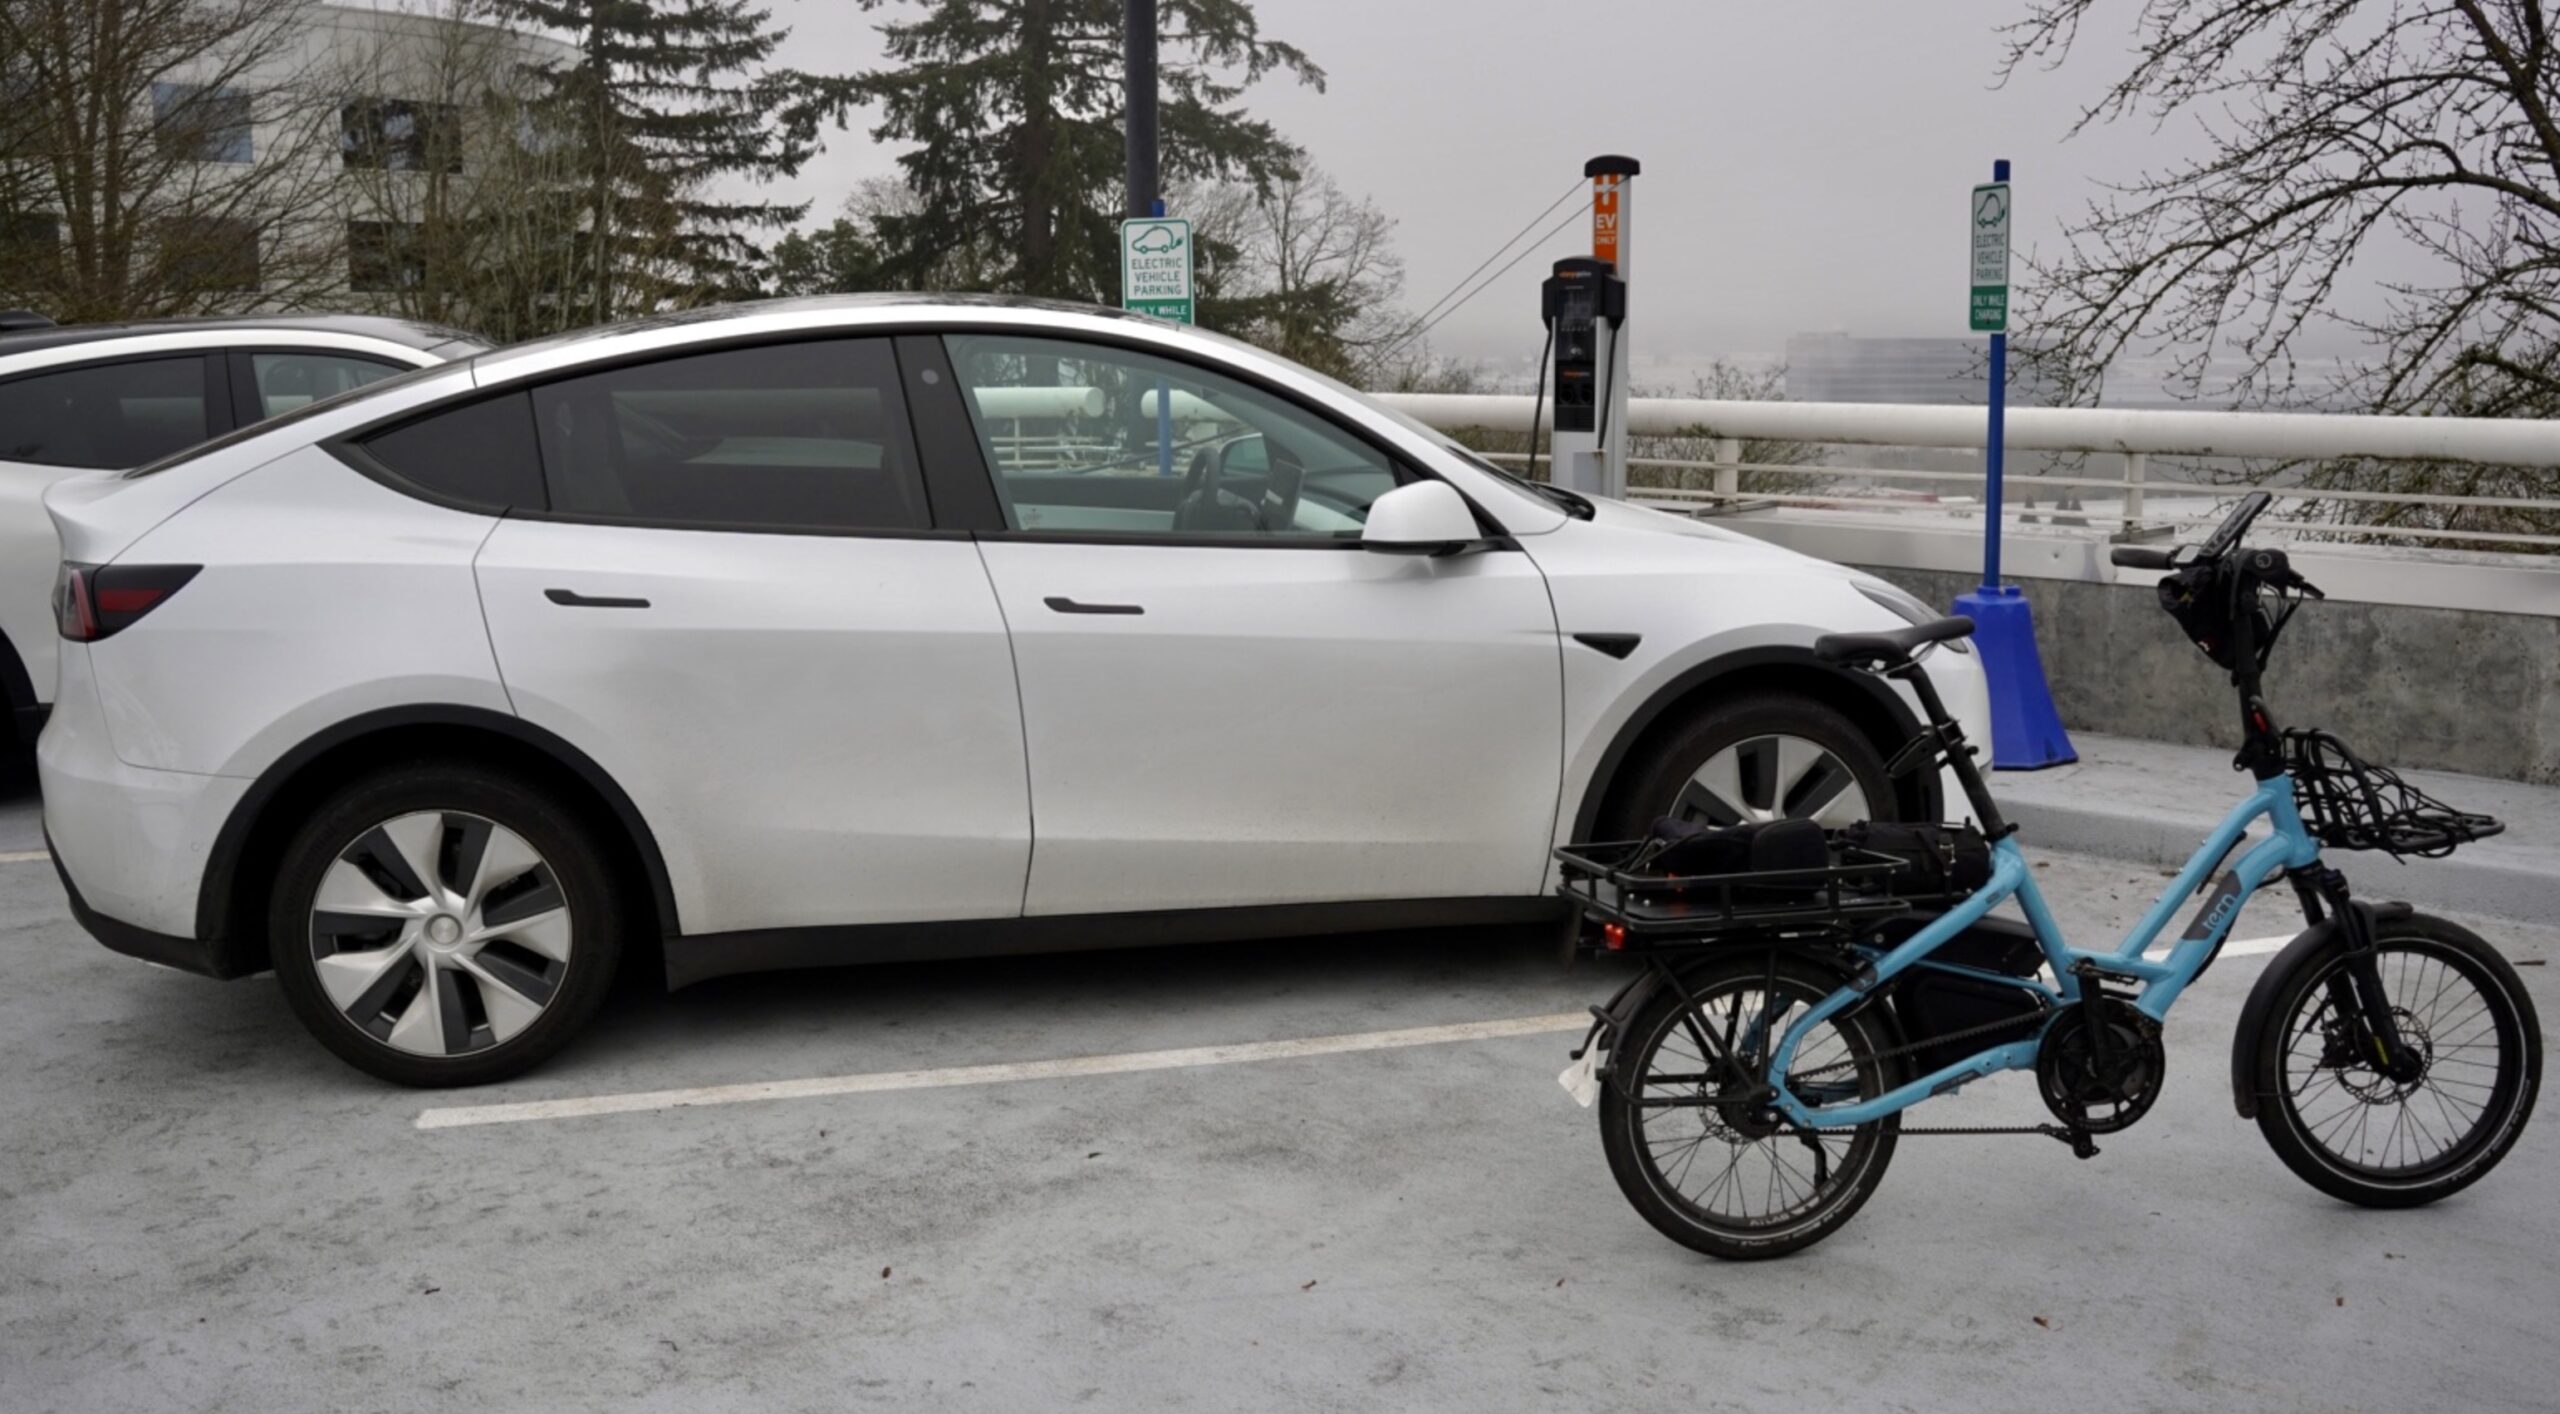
1593;949;1884;1094
2228;900;2412;1119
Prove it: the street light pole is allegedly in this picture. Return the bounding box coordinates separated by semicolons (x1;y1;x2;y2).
1124;0;1158;218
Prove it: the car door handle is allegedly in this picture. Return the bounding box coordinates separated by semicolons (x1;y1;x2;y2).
545;588;651;609
1043;596;1143;616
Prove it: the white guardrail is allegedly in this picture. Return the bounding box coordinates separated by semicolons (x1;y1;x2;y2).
1372;393;2560;618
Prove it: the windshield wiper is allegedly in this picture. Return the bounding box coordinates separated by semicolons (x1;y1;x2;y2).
1534;480;1596;519
1458;448;1597;520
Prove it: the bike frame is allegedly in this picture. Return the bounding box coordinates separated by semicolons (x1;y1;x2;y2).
1762;773;2323;1131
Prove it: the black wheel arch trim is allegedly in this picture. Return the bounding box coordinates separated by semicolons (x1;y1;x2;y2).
50;829;246;979
2228;900;2412;1119
1568;644;1943;842
196;705;680;960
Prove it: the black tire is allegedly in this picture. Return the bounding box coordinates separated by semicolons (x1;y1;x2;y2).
269;760;624;1087
2252;913;2541;1208
1598;953;1904;1260
1601;693;1899;839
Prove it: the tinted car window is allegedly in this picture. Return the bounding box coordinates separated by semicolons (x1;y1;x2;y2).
358;391;547;511
944;333;1402;540
0;356;209;469
252;351;403;415
527;338;929;532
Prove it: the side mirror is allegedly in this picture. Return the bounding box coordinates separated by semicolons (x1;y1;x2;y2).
1361;480;1482;555
1214;433;1268;477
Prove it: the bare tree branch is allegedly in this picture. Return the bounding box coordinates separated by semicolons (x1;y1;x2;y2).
2001;0;2560;545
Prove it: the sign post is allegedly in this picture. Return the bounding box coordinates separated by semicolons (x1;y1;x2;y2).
1952;159;2076;770
1969;171;2011;585
1122;211;1192;476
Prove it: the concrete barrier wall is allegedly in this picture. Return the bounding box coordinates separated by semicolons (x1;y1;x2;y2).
1856;565;2560;785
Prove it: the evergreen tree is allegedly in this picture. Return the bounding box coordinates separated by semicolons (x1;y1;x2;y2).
850;0;1321;304
483;0;857;325
759;218;888;297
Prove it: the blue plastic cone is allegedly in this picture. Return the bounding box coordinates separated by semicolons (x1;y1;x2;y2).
1954;584;2076;769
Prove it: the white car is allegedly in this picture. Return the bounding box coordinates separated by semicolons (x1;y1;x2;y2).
38;295;1989;1085
0;314;487;746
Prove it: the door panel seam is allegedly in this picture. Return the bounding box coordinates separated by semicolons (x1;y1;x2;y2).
971;539;1039;916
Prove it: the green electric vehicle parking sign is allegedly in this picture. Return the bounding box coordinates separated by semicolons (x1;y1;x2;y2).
1121;217;1194;324
1969;181;2010;332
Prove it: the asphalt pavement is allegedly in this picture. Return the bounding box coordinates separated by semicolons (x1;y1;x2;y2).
3;759;2556;1412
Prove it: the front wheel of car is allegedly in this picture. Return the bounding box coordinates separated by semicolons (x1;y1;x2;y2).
269;762;623;1087
1600;693;1899;839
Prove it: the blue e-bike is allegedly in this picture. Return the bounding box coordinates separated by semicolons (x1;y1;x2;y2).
1560;493;2541;1259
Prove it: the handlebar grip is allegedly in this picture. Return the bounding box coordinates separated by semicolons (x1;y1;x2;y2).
2109;546;2177;570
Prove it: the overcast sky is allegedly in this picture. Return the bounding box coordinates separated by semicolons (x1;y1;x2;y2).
758;0;2220;363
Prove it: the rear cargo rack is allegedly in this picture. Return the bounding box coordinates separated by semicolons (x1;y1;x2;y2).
1553;838;1913;945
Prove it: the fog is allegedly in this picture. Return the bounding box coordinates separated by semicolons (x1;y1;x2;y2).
757;1;2214;363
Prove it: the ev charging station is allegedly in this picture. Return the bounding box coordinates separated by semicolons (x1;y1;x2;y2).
1543;156;1639;499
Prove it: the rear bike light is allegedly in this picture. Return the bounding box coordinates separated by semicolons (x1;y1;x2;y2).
54;562;200;642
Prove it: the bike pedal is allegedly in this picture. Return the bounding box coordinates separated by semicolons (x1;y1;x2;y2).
2043;1125;2101;1160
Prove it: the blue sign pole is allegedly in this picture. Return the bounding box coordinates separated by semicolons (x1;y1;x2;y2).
1983;171;2007;586
1953;157;2076;771
1152;197;1174;478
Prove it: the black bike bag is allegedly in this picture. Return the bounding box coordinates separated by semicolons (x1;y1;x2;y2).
1638;816;1830;878
1836;821;1992;900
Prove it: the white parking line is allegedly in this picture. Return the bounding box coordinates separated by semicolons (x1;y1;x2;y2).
415;1011;1594;1130
417;934;2310;1131
0;849;48;866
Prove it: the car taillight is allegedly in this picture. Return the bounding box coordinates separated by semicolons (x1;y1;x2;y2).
54;563;199;642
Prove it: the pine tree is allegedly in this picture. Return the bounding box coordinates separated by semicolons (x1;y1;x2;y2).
482;0;857;326
850;0;1321;304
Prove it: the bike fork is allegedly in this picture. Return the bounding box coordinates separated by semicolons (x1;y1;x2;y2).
2289;867;2421;1083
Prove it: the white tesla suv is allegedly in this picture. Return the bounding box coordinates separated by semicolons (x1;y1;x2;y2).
0;314;487;748
38;295;1988;1085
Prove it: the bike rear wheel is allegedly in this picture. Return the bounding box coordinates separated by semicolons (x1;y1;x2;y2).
2253;913;2540;1208
1598;953;1903;1260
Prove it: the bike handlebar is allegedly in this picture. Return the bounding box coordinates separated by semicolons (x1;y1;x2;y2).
2109;546;2178;570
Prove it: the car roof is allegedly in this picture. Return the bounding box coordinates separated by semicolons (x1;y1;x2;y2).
462;292;1188;385
0;313;489;359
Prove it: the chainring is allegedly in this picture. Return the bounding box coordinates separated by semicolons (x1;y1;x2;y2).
2034;1004;2167;1134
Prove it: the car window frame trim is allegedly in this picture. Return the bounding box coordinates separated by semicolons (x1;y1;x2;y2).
311;315;1519;545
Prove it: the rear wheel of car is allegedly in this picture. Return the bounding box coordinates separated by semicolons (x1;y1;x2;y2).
1601;693;1898;839
269;762;622;1087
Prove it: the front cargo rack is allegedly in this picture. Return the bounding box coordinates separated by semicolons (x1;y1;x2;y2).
1554;838;1914;945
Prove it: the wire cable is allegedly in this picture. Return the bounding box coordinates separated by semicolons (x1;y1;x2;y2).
1396;178;1584;335
1379;199;1592;367
1525;325;1553;484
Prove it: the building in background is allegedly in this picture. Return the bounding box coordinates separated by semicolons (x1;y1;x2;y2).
0;1;574;323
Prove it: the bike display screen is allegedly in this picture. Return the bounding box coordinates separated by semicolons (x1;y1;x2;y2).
2199;490;2273;559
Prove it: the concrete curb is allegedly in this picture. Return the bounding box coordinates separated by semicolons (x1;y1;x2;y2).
2001;794;2555;924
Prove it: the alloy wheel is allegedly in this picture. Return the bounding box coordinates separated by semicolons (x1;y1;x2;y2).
307;811;573;1057
1670;734;1874;828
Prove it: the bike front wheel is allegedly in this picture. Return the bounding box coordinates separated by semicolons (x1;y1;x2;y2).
2252;912;2541;1208
1598;953;1904;1260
